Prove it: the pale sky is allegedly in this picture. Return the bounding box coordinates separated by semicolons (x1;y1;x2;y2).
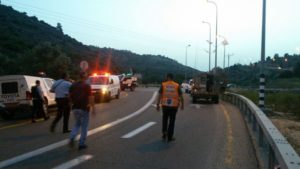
2;0;300;71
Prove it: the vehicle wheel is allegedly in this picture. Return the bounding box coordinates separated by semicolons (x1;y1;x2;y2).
213;96;219;104
116;90;120;99
192;97;197;104
94;95;101;103
130;86;135;91
105;93;111;103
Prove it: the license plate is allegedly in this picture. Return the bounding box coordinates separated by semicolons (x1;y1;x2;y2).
2;95;16;103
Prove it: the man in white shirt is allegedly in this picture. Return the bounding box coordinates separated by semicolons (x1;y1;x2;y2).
31;80;49;123
50;73;72;133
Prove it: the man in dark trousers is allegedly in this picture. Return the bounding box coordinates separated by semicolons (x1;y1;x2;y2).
156;73;184;142
69;71;95;150
31;80;49;123
50;73;72;133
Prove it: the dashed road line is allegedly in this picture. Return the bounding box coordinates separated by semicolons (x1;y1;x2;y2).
0;92;158;169
52;155;93;169
189;104;201;109
121;122;156;138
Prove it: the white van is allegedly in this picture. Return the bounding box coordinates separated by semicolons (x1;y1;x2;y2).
87;74;121;102
0;75;56;118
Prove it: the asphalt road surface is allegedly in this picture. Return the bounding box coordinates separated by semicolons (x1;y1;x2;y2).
0;87;258;169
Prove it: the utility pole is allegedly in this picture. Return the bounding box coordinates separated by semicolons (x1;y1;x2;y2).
259;0;267;111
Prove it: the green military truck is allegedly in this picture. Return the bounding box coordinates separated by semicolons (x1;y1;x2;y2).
190;73;225;104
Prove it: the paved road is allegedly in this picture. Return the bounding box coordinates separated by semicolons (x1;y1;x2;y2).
0;87;258;169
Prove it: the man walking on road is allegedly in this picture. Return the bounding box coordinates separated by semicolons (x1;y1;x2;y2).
156;73;184;142
69;72;95;150
50;73;72;133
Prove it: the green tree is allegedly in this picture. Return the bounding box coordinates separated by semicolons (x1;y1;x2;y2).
294;61;300;77
56;23;63;33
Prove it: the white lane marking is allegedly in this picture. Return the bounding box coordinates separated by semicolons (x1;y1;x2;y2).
0;92;158;169
151;104;157;108
189;104;201;109
121;122;156;139
52;155;93;169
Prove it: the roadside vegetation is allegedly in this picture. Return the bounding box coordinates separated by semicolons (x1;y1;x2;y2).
232;89;300;119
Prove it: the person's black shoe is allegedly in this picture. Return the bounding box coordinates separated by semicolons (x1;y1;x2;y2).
44;116;50;121
69;139;75;148
63;130;71;133
167;137;176;143
78;144;88;150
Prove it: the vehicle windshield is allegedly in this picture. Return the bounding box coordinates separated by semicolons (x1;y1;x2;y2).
88;76;109;85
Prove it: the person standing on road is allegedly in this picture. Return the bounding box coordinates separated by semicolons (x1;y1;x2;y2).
50;73;72;133
31;80;49;123
156;73;184;142
69;72;95;150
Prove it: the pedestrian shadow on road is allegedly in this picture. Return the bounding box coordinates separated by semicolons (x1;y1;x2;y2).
136;140;172;153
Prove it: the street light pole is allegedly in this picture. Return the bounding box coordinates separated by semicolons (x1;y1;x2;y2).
185;44;191;81
202;21;212;71
219;35;228;69
259;0;267;111
227;53;234;67
207;0;218;69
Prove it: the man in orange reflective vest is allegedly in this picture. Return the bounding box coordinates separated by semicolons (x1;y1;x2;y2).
156;73;184;142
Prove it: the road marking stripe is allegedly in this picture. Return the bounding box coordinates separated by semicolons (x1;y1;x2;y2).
0;121;32;130
189;104;201;109
52;155;93;169
151;104;157;108
220;103;233;165
121;122;156;138
0;117;54;131
0;92;158;169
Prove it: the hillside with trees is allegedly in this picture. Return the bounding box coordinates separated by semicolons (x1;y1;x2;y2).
0;4;198;83
225;53;300;88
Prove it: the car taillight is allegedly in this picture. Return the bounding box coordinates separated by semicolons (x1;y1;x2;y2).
26;91;32;100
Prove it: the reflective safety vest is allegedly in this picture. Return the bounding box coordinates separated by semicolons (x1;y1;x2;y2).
161;81;180;107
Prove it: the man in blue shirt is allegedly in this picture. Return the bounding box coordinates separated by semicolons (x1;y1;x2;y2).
50;73;72;133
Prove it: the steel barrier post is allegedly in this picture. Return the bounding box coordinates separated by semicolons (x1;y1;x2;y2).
259;126;264;147
268;145;275;169
252;114;257;131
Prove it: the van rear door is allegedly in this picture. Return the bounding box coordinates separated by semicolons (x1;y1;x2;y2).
0;81;20;104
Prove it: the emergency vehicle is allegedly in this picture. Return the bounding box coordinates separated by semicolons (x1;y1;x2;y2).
87;73;121;103
0;75;55;118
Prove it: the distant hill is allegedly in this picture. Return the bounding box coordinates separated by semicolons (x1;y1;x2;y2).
225;53;300;88
0;4;199;83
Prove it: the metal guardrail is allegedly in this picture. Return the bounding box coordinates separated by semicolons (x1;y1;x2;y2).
222;92;300;169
